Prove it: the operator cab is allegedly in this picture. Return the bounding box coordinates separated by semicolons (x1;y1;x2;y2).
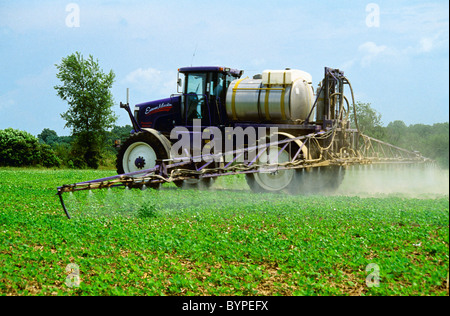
177;67;243;126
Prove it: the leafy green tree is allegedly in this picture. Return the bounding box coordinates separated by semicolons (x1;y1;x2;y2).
37;128;75;168
106;125;133;150
416;123;449;168
38;128;59;145
385;120;408;146
54;52;117;169
429;132;449;168
382;121;448;168
96;125;133;168
351;102;385;139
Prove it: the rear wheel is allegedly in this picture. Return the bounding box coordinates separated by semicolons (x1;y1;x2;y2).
288;166;346;195
321;166;346;194
245;135;346;195
116;132;169;189
246;143;295;193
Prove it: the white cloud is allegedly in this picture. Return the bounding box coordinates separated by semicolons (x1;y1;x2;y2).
125;68;162;87
359;42;387;55
342;35;444;71
359;42;388;67
123;67;177;99
335;2;448;70
382;2;448;53
342;42;392;69
418;33;447;53
338;59;355;71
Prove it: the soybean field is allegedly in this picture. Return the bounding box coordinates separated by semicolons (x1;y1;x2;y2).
0;168;448;296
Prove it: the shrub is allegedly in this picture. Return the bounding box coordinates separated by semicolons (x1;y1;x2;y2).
39;143;62;168
0;128;60;167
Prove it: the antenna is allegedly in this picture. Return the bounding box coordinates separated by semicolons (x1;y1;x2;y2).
126;88;129;105
191;43;198;67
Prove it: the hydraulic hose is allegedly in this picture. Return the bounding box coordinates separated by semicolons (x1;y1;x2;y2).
343;77;360;134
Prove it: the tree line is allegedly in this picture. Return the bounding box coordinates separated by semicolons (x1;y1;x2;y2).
352;102;449;168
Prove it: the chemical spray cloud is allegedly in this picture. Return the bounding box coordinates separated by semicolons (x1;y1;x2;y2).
170;119;279;164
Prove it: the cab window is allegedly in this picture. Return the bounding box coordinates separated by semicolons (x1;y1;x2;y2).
210;73;225;99
185;73;207;122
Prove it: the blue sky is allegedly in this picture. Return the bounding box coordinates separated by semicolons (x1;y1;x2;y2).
0;0;448;136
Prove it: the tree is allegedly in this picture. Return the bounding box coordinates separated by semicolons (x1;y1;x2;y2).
351;102;385;139
107;125;134;150
54;52;117;168
385;120;407;146
38;128;59;145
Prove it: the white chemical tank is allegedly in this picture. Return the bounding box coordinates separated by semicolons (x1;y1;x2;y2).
225;69;315;122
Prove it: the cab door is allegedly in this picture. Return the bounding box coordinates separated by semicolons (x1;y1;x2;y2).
183;72;209;125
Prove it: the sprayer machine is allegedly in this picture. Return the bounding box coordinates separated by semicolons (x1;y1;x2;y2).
57;66;432;218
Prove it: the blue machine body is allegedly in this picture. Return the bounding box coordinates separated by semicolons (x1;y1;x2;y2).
132;66;243;134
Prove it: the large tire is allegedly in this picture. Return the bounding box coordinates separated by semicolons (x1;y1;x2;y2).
288;166;346;195
246;142;295;193
321;166;345;194
174;177;215;190
116;131;169;189
173;162;217;190
244;134;345;195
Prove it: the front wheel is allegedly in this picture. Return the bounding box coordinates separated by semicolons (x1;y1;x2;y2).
116;132;169;189
174;177;216;190
173;161;217;190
